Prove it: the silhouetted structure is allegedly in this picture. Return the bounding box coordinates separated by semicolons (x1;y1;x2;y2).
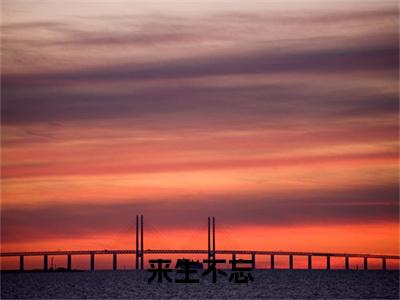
1;215;399;272
208;216;216;267
135;215;144;270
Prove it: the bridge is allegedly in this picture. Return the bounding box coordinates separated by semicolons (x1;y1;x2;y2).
1;216;399;271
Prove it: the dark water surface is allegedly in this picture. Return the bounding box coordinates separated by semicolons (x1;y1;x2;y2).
1;270;399;299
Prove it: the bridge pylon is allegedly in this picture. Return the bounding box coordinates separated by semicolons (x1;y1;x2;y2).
135;215;144;270
208;216;216;266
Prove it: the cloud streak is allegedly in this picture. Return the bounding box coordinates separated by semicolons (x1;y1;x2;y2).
1;0;398;254
3;40;398;87
2;184;398;243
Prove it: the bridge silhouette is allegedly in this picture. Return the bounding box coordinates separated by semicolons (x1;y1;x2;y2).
1;215;399;271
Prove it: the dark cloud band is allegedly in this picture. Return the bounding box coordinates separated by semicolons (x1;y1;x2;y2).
2;185;398;243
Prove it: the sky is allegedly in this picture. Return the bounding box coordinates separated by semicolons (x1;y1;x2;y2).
1;0;399;269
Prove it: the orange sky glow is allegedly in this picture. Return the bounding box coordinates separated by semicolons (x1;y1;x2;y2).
1;0;399;269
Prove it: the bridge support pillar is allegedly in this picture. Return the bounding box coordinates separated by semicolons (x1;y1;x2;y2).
270;255;275;270
44;255;48;271
136;215;139;270
364;257;368;270
136;215;144;270
345;256;349;270
382;258;386;270
113;254;117;271
207;216;216;268
289;255;293;270
67;254;72;271
141;215;144;270
20;255;24;272
308;255;312;270
90;253;95;272
326;255;331;270
207;217;211;267
251;253;255;270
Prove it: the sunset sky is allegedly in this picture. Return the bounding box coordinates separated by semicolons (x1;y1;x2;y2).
1;0;399;269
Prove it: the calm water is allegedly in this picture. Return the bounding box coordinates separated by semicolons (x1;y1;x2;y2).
1;270;399;299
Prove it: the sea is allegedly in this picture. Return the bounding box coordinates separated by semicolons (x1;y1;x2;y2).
1;270;399;299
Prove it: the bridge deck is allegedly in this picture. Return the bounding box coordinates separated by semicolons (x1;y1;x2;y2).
1;250;399;259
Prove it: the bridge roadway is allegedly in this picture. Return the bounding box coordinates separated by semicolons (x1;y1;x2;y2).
2;250;399;271
1;249;399;259
1;250;400;259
